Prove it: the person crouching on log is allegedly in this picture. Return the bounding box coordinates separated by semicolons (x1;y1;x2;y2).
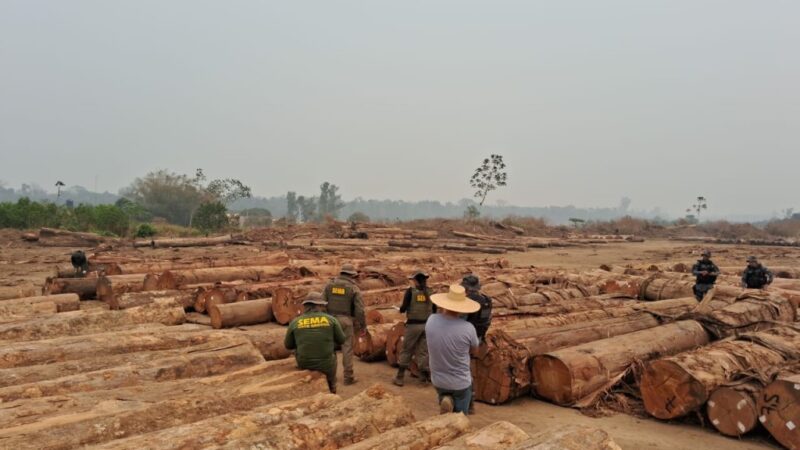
71;250;89;276
741;256;774;289
462;274;493;414
284;292;345;393
322;263;366;386
426;284;481;415
392;270;435;387
691;250;719;301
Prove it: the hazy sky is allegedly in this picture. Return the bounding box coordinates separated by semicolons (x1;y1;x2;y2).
1;1;798;217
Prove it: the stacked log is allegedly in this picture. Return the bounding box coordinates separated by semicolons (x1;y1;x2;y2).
208;299;273;329
386;322;406;366
42;276;97;299
706;381;762;437
112;290;197;310
511;425;622;450
0;285;40;301
435;421;530;450
355;322;395;362
104;252;290;275
342;413;471;450
193;286;240;313
96;274;152;306
0;299;185;343
0;293;79;314
133;234;238;248
758;365;800;450
688;292;795;338
271;286;307;325
533;320;710;406
156;265;300;290
641;326;800;420
366;307;404;324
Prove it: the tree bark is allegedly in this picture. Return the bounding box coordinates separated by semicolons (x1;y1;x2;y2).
88;393;341;450
533;320;710;407
0;362;329;449
386;321;405;366
0;337;263;402
209;299;273;329
435;421;531;450
42;277;97;299
0;299;186;343
96;274;151;306
690;292;796;338
133;234;237;248
112;289;197;310
758;369;800;450
339;412;470;450
0;285;40;301
641;326;800;419
193;287;239;313
106;252;290;275
355;322;395;362
235;326;293;361
0;293;79;314
156;265;298;290
510;425;622;450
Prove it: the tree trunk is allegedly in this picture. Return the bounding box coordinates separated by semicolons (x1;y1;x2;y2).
0;301;56;321
691;292;796;338
0;293;79;314
706;382;761;437
386;322;406;366
216;385;415;450
112;290;196;310
42;277;97;299
157;265;297;290
435;421;531;450
236;326;292;361
209;299;273;329
640;326;800;419
88;393;341;450
510;425;622;450
96;274;151;306
106;252;290;275
366;307;404;324
443;244;507;254
338;412;470;450
0;299;186;343
193;287;239;313
0;363;329;449
0;338;263;402
0;285;40;301
133;234;236;248
758;369;800;450
271;286;306;325
533;320;710;406
355;322;395;362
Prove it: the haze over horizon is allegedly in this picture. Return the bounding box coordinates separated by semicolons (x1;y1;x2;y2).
1;1;797;219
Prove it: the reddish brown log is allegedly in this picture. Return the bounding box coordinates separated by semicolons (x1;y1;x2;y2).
354;323;395;362
707;382;760;437
42;277;97;299
758;370;800;450
96;274;152;307
209;299;273;329
194;287;239;313
366;307;404;324
271;287;305;325
133;234;237;248
533;320;710;406
156;265;300;290
386;322;406;367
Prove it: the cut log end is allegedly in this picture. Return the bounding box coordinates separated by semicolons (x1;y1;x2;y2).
707;387;758;437
531;356;573;405
757;375;800;450
640;360;708;420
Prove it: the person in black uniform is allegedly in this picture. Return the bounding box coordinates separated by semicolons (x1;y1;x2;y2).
461;274;493;414
70;250;89;276
691;250;720;301
741;256;774;289
392;270;435;386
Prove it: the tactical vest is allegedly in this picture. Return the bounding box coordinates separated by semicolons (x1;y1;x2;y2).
744;267;768;288
406;287;433;322
325;277;356;316
694;260;718;284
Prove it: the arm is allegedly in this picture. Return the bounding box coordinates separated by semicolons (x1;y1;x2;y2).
332;317;346;346
691;263;702;276
321;282;331;303
741;270;748;287
467;323;480;352
284;325;296;350
399;288;412;313
709;263;720;276
766;268;774;285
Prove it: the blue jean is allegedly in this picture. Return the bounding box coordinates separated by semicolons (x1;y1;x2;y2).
435;385;472;415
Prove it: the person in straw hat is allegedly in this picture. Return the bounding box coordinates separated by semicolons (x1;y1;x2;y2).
425;284;481;415
284;292;345;393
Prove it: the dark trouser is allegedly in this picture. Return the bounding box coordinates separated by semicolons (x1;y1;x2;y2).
398;323;429;372
693;283;714;301
435;385;472;415
335;315;355;381
299;357;337;393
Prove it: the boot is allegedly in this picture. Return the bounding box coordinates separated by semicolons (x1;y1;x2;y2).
439;395;455;414
418;370;430;385
344;377;357;386
392;367;406;386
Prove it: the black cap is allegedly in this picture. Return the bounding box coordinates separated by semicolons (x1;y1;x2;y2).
461;274;480;290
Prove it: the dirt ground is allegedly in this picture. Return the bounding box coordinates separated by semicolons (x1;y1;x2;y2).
1;237;795;449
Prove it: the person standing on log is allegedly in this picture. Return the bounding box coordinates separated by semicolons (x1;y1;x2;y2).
284;292;345;393
741;256;774;289
462;274;492;414
322;263;366;385
70;250;89;276
392;270;435;387
426;284;480;415
691;250;719;301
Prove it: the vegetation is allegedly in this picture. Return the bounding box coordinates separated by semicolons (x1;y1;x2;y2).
470;154;508;206
347;211;370;223
0;198;130;236
135;223;157;238
193;201;230;233
464;205;481;219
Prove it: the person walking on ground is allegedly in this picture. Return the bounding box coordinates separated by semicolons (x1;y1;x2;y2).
426;284;480;415
741;256;774;289
393;270;435;387
322;263;366;385
691;250;720;301
461;274;493;414
284;292;345;393
70;250;89;276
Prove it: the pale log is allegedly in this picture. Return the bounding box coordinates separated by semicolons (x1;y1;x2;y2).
106;252;290;275
112;290;196;310
510;425;622;450
133;234;236;248
156;265;295;290
209;299;273;329
435;421;531;450
0;293;80;312
0;285;39;301
386;321;405;366
342;413;470;450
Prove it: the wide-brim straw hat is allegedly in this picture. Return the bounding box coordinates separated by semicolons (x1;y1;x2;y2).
431;284;480;314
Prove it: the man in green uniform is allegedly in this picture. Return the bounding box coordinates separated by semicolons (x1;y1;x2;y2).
393;270;435;387
321;263;366;385
284;292;345;393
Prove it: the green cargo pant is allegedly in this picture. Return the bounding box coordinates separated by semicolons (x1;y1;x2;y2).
335;315;355;381
398;323;429;372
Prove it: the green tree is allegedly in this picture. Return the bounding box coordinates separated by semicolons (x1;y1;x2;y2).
121;170;204;226
470;154;508;206
348;211;370;223
193;201;230;232
297;196;318;223
286;191;298;223
464;205;481;220
317;182;345;220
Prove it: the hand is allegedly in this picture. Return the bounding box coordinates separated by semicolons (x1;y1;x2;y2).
359;330;367;338
701;271;708;276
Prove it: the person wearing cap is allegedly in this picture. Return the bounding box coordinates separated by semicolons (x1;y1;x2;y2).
462;275;492;342
741;256;774;289
321;263;366;385
284;292;345;393
691;250;720;301
70;250;89;276
392;270;436;387
426;284;481;415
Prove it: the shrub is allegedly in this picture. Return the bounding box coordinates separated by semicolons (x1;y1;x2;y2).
347;212;370;223
193;201;229;233
135;223;157;238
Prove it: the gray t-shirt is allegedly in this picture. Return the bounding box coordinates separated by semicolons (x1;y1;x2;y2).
425;313;479;391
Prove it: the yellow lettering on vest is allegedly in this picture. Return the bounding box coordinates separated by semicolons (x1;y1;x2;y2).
416;294;426;302
331;287;346;295
297;316;331;329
